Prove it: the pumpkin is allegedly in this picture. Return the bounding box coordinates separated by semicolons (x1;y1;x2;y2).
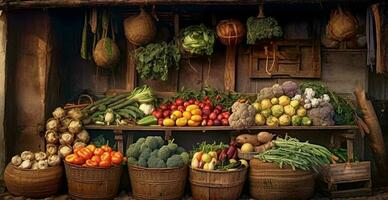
124;8;156;46
216;19;246;46
93;37;120;68
327;7;359;41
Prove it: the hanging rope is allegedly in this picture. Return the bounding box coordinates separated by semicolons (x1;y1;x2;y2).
264;45;276;75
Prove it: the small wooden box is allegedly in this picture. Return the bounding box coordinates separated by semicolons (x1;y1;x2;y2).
319;161;372;198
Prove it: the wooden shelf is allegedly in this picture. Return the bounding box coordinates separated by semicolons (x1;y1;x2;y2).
85;125;358;132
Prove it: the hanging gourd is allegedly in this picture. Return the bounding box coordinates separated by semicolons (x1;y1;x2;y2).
123;8;156;46
93;10;120;68
93;38;120;68
81;9;120;69
216;19;245;91
327;6;359;41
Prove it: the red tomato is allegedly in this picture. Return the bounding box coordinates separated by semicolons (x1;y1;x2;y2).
163;110;171;118
170;105;177;111
222;112;230;119
207;119;214;126
202;109;211;116
213;109;220;114
183;102;190;107
217;114;223;121
159;104;168;111
221;118;229;126
175;98;184;106
216;105;224;111
209;112;217;120
153;110;163;119
158;118;164;126
178;106;185;112
188;99;195;104
214;119;221;126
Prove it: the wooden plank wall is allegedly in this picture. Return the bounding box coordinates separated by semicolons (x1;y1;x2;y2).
4;11;53;158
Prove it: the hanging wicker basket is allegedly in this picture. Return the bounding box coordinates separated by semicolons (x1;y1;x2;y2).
327;7;359;41
124;8;156;46
216;19;246;46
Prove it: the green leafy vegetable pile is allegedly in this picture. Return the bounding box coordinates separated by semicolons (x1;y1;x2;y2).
255;136;333;171
246;17;283;44
181;24;215;56
135;42;181;81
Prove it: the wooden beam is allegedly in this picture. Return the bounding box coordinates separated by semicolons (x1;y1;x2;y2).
0;0;379;10
0;12;5;181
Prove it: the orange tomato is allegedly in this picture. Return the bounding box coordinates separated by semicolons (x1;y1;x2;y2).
94;148;104;156
190;115;202;122
190;108;202;116
188;119;201;127
182;111;192;120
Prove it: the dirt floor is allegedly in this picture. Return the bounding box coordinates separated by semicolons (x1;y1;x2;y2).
2;190;388;200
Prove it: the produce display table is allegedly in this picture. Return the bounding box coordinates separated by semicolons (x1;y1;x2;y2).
84;125;361;158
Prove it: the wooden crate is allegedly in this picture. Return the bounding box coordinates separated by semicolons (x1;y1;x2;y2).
319;161;372;198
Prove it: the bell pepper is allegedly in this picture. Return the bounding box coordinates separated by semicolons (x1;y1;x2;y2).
94;148;104;156
91;155;101;164
85;159;98;167
86;144;96;153
101;144;112;153
73;147;82;155
77;147;93;160
99;152;112;168
111;151;123;165
73;156;85;165
65;154;77;164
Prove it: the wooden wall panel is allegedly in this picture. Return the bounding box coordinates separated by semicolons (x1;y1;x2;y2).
5;11;52;156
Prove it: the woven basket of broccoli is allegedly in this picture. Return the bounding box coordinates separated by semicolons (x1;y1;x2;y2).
126;136;189;199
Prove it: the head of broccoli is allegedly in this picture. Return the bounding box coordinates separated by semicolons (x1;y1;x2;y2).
127;157;138;166
158;145;172;161
166;154;185;168
126;143;140;159
147;156;166;168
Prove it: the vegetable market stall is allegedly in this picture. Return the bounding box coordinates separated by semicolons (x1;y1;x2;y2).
1;0;387;199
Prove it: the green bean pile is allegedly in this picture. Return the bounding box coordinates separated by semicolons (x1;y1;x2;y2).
255;136;332;171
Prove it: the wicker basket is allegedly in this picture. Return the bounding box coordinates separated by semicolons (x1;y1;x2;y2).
4;164;63;198
249;159;314;200
216;19;246;46
189;167;247;200
127;164;188;200
64;161;122;200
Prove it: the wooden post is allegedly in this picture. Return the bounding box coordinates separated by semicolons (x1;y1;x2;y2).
0;11;6;181
126;42;137;90
224;47;236;91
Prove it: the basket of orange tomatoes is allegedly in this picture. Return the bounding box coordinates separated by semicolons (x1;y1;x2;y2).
64;143;124;200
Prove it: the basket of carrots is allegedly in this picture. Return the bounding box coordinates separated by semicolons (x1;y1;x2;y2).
64;143;124;200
